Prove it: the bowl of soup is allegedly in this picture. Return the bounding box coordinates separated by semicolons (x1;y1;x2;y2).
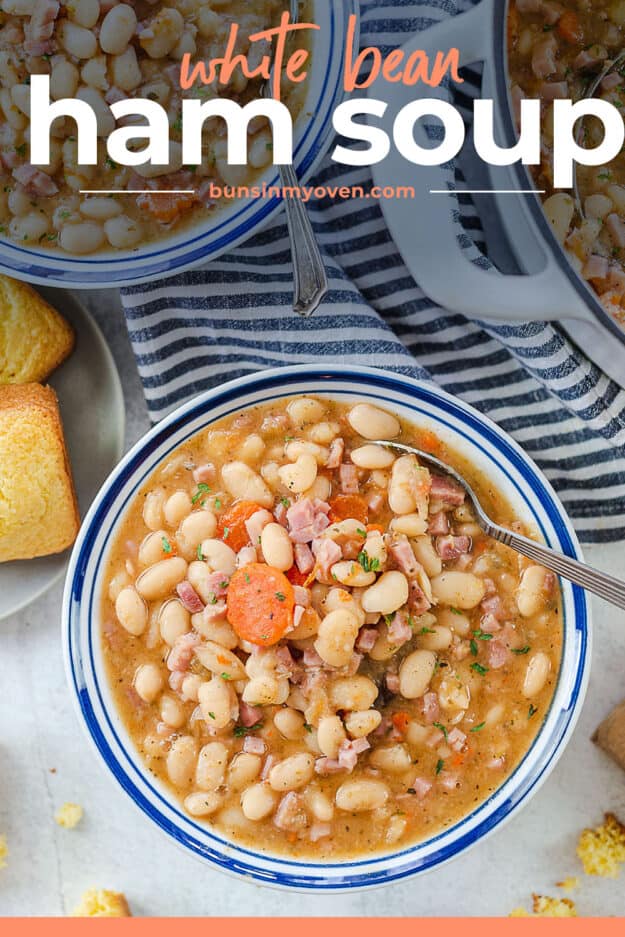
0;0;355;288
63;365;591;890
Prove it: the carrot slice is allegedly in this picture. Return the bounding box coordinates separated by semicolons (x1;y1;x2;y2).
286;565;309;587
557;10;583;45
217;501;265;552
328;494;369;525
227;563;294;646
392;711;410;735
136;192;197;225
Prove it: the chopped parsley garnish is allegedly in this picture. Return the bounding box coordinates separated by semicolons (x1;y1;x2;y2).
470;639;479;657
470;662;489;676
280;497;291;508
223;526;230;540
357;550;380;573
473;629;493;641
275;592;286;602
433;722;448;740
15;143;26;157
233;722;263;737
244;572;251;583
512;646;531;655
220;673;231;681
420;626;435;635
528;704;538;719
449;607;463;616
197;544;205;561
435;758;445;776
192;482;211;504
214;497;222;510
207;592;218;605
356;528;367;537
161;536;172;554
383;612;396;626
303;723;313;733
208;712;216;720
471;723;486;733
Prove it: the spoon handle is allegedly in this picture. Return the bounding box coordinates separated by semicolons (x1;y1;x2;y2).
490;524;625;610
279;162;328;317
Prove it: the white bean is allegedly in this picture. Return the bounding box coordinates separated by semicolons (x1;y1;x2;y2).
105;214;143;249
196;539;237;575
543;192;575;243
136;557;188;601
195;641;246;682
522;652;551;698
166;736;197;788
399;650;437;699
268;753;315;792
139;7;184;58
344;709;382;738
350;444;395;469
184;791;223;817
389;455;430;517
198;677;236;730
67;0;100;28
58;20;97;58
99;3;137;54
81;56;109;91
390;514;428;537
287;397;326;426
196;741;229;791
160;694;185;728
143;488;166;530
110;46;142;91
133;663;163;703
164;490;192;527
228;752;262;791
412;536;442;577
242;674;289;706
347;404;400;440
80;197;122;221
273;707;305;741
241;783;277;820
335;779;389;812
221;461;273;508
158;598;190;646
115;586;147;636
361;571;409;615
314;608;360;668
177;510;217;559
50;60;79;100
59;222;104;255
369;744;412;773
417;625;452;651
278;452;317;494
330;560;376;588
329;675;378;711
516;565;552;618
9;212;49;243
260;523;293;571
431;571;485;609
317;716;346;759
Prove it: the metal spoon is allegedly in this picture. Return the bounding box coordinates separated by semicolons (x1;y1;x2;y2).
373;440;625;611
574;50;625;215
264;0;328;317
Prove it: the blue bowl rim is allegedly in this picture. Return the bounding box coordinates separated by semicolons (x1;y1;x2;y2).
0;1;357;289
63;364;591;892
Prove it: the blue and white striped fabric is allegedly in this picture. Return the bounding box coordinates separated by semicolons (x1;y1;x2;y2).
122;0;625;544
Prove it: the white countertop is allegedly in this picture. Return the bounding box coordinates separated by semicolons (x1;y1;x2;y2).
1;293;624;917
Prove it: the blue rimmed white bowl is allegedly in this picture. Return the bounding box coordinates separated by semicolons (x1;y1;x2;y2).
63;365;591;892
0;1;355;289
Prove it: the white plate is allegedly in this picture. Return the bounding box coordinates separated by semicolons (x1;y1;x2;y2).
0;290;125;620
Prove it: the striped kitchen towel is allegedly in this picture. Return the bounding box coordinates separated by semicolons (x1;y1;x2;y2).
121;0;625;544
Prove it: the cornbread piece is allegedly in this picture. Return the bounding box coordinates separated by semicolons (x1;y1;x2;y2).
593;700;625;773
0;834;7;869
0;277;74;384
577;813;625;878
0;384;79;562
55;803;83;829
71;889;131;917
510;895;577;918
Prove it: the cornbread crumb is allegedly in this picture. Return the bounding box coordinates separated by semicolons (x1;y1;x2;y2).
0;834;7;869
577;813;625;878
557;876;580;892
71;889;131;917
0;276;74;384
55;803;83;829
510;895;577;917
0;383;79;562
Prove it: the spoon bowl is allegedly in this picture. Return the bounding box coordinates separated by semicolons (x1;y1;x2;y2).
373;439;625;611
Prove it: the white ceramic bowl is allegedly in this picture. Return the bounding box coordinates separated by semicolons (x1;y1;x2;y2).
0;1;356;289
63;365;591;892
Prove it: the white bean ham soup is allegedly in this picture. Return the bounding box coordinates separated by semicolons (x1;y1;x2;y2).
509;0;625;327
0;0;309;253
102;398;562;858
